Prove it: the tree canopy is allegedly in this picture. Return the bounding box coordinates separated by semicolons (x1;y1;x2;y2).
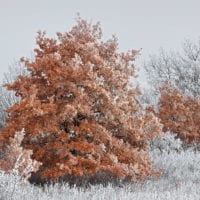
0;18;162;184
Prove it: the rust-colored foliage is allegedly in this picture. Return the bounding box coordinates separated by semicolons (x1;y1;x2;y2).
158;83;200;144
0;18;162;183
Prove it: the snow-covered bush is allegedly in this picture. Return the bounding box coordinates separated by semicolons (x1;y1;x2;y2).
150;132;183;154
151;145;200;184
0;129;41;179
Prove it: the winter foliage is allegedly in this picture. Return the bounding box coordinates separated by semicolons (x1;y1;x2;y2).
0;18;162;184
158;83;200;144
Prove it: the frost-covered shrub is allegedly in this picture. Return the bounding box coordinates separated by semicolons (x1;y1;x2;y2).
150;132;200;184
150;132;183;154
151;148;200;183
150;131;200;184
0;129;41;179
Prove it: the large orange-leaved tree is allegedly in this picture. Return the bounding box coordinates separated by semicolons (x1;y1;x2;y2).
0;18;162;184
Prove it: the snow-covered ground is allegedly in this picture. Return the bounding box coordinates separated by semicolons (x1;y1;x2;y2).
0;133;200;200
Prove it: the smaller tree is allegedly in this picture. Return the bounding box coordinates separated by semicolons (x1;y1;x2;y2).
158;83;200;144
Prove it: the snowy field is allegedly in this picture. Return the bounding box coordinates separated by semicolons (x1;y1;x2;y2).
0;133;200;200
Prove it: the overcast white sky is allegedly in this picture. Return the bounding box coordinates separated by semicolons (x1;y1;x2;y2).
0;0;200;85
